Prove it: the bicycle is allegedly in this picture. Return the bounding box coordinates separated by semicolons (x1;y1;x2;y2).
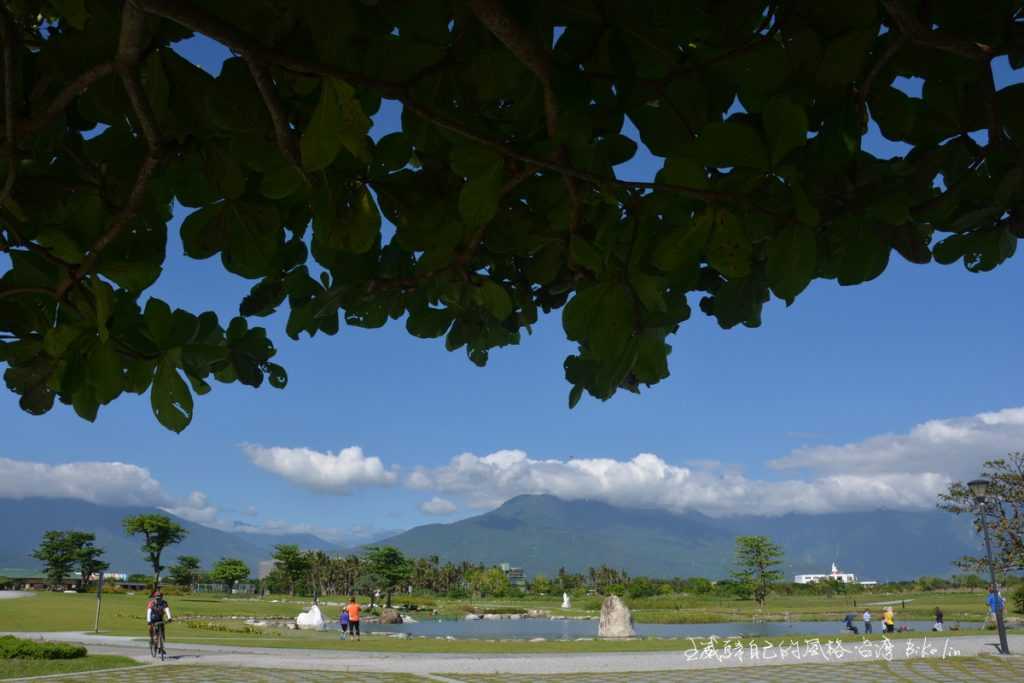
149;621;167;661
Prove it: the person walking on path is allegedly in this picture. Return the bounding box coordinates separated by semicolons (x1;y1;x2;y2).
883;606;895;634
933;607;944;632
339;608;349;640
843;613;859;635
863;609;872;634
346;596;361;641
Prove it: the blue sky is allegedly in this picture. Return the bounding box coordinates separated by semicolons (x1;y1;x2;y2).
2;38;1022;545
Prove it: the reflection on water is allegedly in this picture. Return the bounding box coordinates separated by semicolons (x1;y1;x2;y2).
329;619;976;640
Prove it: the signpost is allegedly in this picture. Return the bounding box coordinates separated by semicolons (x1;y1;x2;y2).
94;572;104;633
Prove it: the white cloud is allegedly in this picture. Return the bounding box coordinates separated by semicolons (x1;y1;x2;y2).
243;444;399;494
161;491;219;525
769;406;1024;479
409;450;949;516
418;496;457;515
405;407;1024;517
0;458;168;506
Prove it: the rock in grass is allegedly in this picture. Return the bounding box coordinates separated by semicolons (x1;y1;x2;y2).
598;595;635;638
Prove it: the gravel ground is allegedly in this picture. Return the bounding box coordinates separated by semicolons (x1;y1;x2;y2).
3;631;1023;676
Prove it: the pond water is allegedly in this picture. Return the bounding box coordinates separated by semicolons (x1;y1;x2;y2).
331;619;979;640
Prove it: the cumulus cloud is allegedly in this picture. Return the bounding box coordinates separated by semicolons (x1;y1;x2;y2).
769;406;1024;478
243;444;399;494
418;496;457;515
0;458;169;506
407;450;951;516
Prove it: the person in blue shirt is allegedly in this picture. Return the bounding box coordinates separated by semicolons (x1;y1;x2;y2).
987;586;1005;615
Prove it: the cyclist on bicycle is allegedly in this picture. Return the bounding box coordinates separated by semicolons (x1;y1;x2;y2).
146;590;172;638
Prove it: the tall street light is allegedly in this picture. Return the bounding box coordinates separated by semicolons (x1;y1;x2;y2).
968;478;1010;655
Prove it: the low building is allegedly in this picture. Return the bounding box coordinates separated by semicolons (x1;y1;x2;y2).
499;562;527;589
794;562;858;584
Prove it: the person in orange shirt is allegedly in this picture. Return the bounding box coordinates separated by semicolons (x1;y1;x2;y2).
345;596;361;641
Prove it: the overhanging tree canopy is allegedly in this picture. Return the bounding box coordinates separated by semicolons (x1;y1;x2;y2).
1;1;1021;431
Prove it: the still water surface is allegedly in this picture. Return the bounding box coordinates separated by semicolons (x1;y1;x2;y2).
334;619;977;640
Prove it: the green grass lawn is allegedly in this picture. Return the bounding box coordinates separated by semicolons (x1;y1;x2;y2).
0;654;141;679
0;590;1005;655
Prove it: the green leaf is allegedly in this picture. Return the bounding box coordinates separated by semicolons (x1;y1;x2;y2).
629;272;666;312
563;283;634;361
692;122;770;170
706;210;752;278
260;165;306;200
150;359;193;433
302;80;345;171
474;280;514;320
817;29;875;86
312;183;381;254
766;225;817;304
656;157;707;189
87;340;123;404
570;237;604;274
49;0;89;29
459;163;503;227
763;97;808;165
374;132;412;171
143;298;174;348
266;362;288;389
406;307;453;338
92;279;114;343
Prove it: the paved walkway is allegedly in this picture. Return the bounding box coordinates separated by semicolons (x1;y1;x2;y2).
3;632;1023;680
4;658;1024;682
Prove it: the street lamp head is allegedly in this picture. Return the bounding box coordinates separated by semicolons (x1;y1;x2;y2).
967;479;990;499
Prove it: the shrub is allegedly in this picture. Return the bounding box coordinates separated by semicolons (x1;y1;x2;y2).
0;636;87;660
1013;585;1024;615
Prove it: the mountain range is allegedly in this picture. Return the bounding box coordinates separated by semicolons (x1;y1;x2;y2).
0;495;980;581
0;498;341;576
375;494;980;581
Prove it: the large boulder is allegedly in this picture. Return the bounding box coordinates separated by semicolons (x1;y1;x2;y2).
598;595;635;638
295;604;324;630
379;608;403;624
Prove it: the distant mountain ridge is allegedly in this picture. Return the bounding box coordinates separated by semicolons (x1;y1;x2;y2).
0;498;342;574
376;494;979;581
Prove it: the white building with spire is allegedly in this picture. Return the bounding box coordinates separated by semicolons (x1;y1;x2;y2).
794;562;858;585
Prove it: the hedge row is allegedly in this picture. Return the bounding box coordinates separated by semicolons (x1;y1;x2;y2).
0;636;87;659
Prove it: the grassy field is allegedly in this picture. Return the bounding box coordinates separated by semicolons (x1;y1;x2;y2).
0;589;1006;654
0;654;140;679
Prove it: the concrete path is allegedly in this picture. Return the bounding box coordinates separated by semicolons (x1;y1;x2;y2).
4;631;1023;675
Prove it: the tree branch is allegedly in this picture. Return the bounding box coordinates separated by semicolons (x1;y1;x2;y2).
859;32;907;111
0;6;18;209
246;60;303;171
468;0;583;246
56;1;162;300
880;0;995;61
134;0;728;206
15;62;115;137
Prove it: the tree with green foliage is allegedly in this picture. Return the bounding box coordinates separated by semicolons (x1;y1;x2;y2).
122;514;188;585
1;1;1020;432
272;544;310;596
210;557;250;592
732;535;784;607
530;573;552;594
68;531;109;589
467;566;511;598
167;555;201;590
364;546;411;607
939;453;1024;574
31;531;79;589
